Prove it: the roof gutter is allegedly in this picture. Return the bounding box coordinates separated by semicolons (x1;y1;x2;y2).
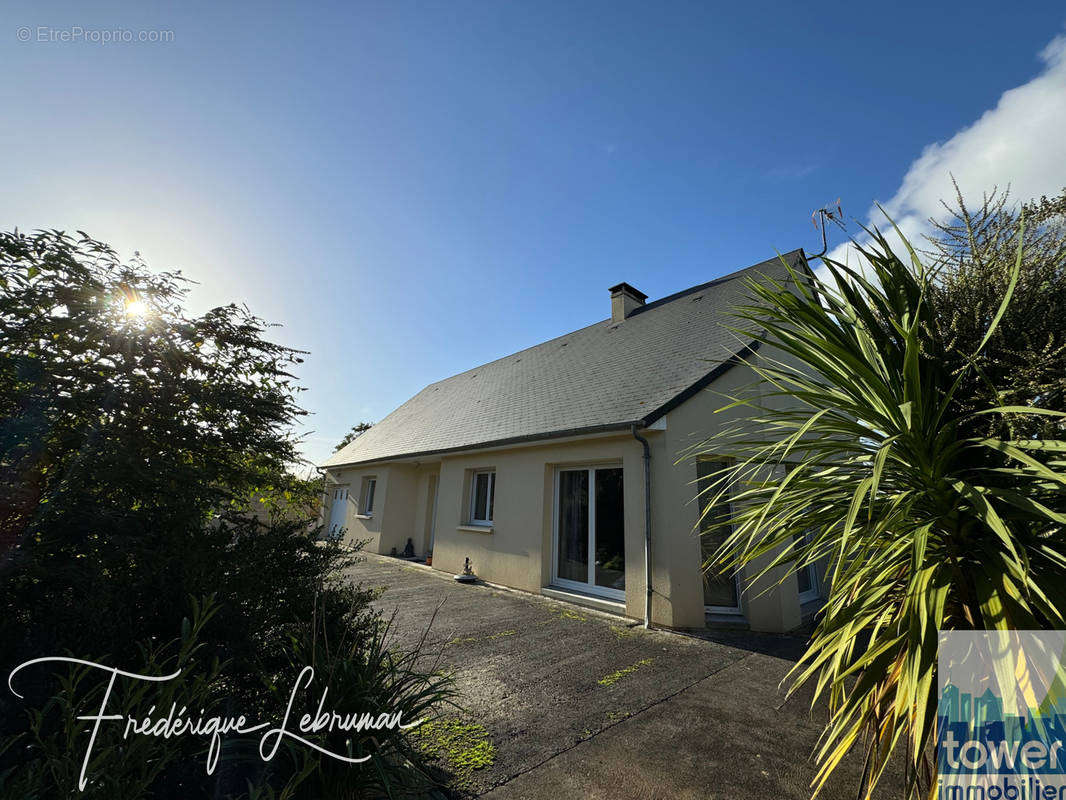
323;420;643;470
631;423;653;629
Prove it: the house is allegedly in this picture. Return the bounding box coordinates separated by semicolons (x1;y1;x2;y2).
321;250;823;633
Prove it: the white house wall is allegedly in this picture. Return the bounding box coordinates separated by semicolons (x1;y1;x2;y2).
323;359;807;632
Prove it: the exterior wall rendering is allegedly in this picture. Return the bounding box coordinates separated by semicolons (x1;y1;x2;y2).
322;355;817;633
321;252;819;633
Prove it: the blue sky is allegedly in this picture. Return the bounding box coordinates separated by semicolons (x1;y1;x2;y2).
3;1;1065;465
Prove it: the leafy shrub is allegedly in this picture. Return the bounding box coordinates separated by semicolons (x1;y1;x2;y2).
0;230;452;797
249;608;456;799
2;597;224;799
925;185;1066;440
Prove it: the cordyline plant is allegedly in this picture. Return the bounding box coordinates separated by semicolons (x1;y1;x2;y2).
693;218;1066;798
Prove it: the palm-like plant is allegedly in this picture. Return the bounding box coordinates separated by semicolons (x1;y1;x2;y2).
693;222;1066;798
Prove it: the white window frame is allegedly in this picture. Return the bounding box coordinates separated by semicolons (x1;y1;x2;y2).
698;459;742;615
362;477;377;515
781;463;820;605
469;470;495;525
550;464;625;602
795;531;820;604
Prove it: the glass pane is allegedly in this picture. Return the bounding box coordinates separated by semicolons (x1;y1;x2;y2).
594;468;625;590
557;469;588;582
473;473;489;520
365;479;375;512
697;460;738;608
487;473;494;521
795;533;815;595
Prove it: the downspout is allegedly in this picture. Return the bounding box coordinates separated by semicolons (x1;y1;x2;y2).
314;466;330;536
631;423;652;629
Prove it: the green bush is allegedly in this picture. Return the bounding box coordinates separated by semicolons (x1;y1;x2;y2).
0;230;452;798
925;185;1066;440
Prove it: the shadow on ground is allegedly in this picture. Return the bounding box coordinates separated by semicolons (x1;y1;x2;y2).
345;553;905;799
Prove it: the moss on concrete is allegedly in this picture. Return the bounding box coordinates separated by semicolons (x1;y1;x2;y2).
446;629;515;646
598;658;654;687
446;635;478;646
411;718;496;790
548;606;587;622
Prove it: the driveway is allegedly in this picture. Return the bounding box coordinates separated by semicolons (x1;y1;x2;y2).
346;553;904;799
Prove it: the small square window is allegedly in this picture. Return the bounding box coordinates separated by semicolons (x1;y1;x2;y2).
470;470;495;525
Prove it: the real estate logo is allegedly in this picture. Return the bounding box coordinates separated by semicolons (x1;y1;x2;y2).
939;631;1066;799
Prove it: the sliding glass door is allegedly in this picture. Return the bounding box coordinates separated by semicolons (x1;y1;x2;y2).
554;466;625;599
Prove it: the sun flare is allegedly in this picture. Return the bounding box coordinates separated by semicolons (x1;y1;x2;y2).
125;299;148;318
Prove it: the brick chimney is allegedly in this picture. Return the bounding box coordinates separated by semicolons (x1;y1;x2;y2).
609;282;647;322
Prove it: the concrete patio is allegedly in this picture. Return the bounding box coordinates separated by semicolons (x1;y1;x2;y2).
346;553;904;799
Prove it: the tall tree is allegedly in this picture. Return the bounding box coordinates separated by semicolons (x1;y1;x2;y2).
0;231;451;797
0;227;320;661
334;420;373;452
925;184;1066;439
0;230;307;571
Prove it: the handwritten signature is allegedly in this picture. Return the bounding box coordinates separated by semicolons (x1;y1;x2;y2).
8;658;423;791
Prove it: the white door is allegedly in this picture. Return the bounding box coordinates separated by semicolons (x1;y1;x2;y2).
422;474;438;554
328;487;348;541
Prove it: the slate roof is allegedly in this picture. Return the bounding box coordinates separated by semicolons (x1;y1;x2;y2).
323;250;806;467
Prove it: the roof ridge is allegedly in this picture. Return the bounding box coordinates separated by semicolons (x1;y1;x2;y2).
323;248;805;468
628;248;805;317
422;249;804;388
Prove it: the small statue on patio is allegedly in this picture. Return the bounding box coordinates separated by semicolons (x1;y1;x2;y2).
402;537;415;558
454;557;476;583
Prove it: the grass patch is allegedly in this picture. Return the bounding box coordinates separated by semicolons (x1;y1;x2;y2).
606;710;631;722
609;624;639;638
598;658;654;687
488;629;516;639
411;718;496;790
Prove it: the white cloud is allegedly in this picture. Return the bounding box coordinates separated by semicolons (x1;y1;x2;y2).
827;32;1066;266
